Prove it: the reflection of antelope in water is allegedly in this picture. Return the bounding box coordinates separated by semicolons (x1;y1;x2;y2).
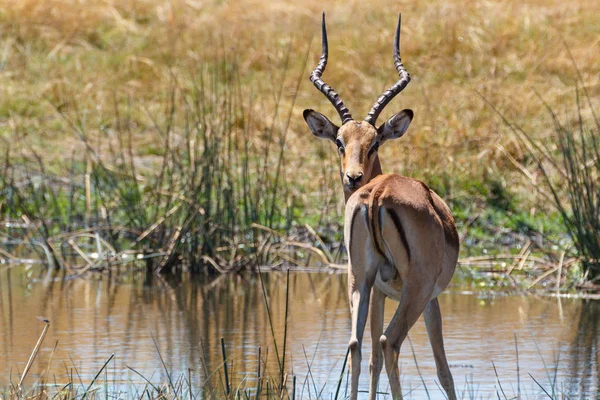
303;14;458;400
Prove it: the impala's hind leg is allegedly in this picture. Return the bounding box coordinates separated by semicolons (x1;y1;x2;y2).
368;287;385;400
424;298;456;400
380;287;431;399
377;208;438;399
381;338;401;398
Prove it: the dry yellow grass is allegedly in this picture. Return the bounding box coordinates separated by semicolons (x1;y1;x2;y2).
0;0;598;216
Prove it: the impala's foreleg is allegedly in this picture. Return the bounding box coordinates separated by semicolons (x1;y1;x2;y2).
348;271;371;400
345;203;379;400
368;287;386;400
424;298;456;400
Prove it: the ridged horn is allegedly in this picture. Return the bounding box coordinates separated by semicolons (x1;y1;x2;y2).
364;14;411;126
309;13;353;125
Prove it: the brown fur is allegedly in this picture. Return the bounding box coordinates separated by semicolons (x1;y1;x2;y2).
305;113;458;400
304;25;457;395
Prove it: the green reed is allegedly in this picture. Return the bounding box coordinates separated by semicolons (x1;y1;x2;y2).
535;86;600;282
483;69;600;283
0;46;319;274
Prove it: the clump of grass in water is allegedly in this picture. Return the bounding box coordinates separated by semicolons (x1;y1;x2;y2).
532;85;600;283
0;44;322;273
482;54;600;284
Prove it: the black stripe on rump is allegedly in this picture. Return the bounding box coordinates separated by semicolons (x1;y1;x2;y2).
387;209;411;261
367;203;385;256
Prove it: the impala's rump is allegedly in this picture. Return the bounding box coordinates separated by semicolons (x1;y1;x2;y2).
346;174;459;299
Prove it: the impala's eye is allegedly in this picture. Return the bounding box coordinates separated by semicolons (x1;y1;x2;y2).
368;141;380;157
336;139;345;154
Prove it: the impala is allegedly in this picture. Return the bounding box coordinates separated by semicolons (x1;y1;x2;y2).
303;14;458;400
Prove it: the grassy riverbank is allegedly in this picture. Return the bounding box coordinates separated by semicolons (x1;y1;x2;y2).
0;0;598;282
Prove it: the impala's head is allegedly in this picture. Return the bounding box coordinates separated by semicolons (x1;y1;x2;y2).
303;110;413;194
303;13;413;197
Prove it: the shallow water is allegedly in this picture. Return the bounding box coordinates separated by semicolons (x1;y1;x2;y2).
0;267;598;399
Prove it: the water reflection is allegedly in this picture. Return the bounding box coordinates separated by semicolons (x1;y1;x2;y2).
567;299;600;398
0;266;598;398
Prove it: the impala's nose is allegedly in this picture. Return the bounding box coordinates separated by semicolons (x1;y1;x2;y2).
346;172;363;186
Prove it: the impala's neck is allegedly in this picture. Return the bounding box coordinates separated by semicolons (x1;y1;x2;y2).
372;154;384;178
343;155;384;203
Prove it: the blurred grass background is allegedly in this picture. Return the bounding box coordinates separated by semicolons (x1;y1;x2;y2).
0;0;598;275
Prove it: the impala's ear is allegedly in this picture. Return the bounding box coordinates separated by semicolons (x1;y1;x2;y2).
303;109;339;142
377;109;413;144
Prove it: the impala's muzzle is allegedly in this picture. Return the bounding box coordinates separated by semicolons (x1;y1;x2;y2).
344;171;364;191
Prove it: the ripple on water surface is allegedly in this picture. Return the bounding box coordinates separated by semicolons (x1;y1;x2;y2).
0;268;598;398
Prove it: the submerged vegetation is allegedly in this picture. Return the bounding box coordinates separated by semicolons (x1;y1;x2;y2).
0;0;598;286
